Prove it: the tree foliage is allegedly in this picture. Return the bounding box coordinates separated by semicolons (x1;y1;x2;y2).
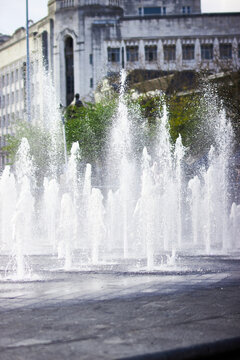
132;92;203;155
65;98;117;165
5;72;239;171
5;121;51;175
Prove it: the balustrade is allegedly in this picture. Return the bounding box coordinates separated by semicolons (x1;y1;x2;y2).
59;0;75;9
58;0;121;9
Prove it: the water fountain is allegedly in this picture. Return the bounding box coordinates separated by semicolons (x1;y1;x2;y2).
0;68;239;281
109;70;136;259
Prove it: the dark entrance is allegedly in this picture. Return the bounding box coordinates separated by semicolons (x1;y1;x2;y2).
65;36;74;106
42;31;49;70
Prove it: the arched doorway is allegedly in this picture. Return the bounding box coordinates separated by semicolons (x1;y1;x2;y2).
64;36;74;106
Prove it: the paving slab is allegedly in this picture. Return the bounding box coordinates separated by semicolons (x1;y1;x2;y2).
0;255;240;359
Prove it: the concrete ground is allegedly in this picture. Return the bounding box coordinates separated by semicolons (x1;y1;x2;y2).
0;255;240;359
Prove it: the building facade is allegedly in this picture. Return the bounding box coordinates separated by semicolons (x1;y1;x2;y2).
0;0;240;167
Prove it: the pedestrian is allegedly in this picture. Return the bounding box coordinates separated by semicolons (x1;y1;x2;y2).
74;93;83;107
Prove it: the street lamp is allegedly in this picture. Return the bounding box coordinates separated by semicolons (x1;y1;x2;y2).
60;105;68;167
26;0;31;122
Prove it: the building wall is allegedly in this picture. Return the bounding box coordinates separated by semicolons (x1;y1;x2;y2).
0;0;240;168
0;18;53;168
123;0;201;17
53;3;123;105
96;13;240;82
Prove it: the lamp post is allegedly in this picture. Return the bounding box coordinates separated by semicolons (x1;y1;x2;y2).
26;0;31;122
60;106;68;167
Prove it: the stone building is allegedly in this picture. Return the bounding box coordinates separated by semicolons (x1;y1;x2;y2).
0;0;240;167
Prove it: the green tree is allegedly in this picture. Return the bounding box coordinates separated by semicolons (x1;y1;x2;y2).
65;98;117;165
5;120;51;181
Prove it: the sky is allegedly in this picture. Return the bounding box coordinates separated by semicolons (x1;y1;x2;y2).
0;0;240;35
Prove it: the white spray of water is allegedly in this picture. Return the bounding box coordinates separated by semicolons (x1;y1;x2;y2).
43;178;59;251
0;166;17;252
135;147;155;269
188;176;201;246
87;188;105;264
58;193;77;270
0;68;238;276
12;176;34;279
109;69;136;258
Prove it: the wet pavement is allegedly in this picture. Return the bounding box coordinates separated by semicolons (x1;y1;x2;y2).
0;255;240;359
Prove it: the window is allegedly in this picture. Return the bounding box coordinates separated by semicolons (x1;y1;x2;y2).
144;7;161;15
108;47;120;62
11;72;14;84
15;69;19;81
89;54;93;65
201;44;213;60
163;7;166;14
126;46;139;62
182;6;185;14
121;47;125;68
238;44;240;58
182;44;194;60
138;7;142;16
6;74;9;86
90;78;93;88
1;76;4;87
42;31;49;70
164;45;176;61
11;92;14;104
22;62;26;80
145;45;157;61
219;43;232;59
187;6;191;14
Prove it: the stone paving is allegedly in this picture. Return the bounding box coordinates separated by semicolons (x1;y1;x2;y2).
0;255;240;359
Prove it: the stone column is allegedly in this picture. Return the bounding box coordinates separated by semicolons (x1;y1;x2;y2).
213;37;219;72
176;38;182;71
232;37;238;70
158;39;164;70
92;33;106;95
194;38;201;70
139;39;145;69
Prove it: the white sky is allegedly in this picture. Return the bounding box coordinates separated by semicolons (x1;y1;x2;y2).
0;0;240;35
